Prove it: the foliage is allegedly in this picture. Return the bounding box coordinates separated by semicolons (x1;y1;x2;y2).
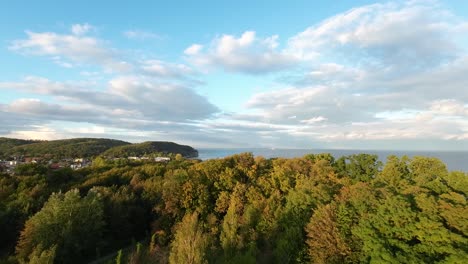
0;138;130;159
14;164;48;176
306;156;468;264
0;138;41;159
169;212;209;264
27;244;56;264
15;189;104;263
0;152;466;263
102;141;199;158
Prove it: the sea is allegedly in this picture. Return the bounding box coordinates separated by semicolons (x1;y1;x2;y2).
197;148;468;172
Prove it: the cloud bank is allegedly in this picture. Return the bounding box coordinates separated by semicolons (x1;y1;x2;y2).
1;1;467;150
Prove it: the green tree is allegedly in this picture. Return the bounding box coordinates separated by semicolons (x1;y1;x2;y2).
376;155;410;190
343;154;382;183
220;197;242;257
354;193;467;263
28;244;56;264
16;189;104;263
175;153;183;161
115;249;123;264
169;212;209;264
444;171;468;195
305;204;350;264
409;156;449;193
14;163;47;176
92;156;107;168
90;186;148;249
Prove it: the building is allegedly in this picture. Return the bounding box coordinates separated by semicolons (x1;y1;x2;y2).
155;157;171;162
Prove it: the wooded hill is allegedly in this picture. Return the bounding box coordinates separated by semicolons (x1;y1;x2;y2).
0;137;198;159
0;138;41;152
102;141;198;158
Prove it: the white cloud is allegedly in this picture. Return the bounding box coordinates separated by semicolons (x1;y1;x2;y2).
107;75;218;120
300;116;327;124
71;23;93;35
5;125;66;141
10;26;199;80
429;99;468;116
140;60;195;79
185;31;299;74
0;76;219;127
0;106;43;136
184;44;203;55
10;29;131;72
2;2;468;150
287;1;465;67
226;0;467;148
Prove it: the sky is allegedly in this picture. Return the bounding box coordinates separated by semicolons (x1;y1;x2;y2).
0;0;467;150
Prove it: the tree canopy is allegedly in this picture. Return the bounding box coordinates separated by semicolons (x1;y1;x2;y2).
0;152;466;263
16;189;104;263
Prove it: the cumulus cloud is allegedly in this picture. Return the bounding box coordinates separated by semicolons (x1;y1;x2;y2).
10;28;131;72
184;44;203;55
140;60;196;79
10;25;199;83
71;23;93;35
5;98;142;125
296;63;365;87
107;76;218;120
233;1;468;148
429;99;468;116
183;1;467;76
0;76;219;133
184;31;299;74
0;106;43;136
267;54;468;124
5;126;66;141
2;2;468;149
245;85;375;124
287;1;465;67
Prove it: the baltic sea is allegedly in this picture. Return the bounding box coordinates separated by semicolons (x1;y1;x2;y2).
198;148;468;172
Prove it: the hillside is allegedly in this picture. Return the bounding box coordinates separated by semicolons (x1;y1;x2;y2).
102;141;199;158
0;138;42;155
0;138;199;159
0;138;131;159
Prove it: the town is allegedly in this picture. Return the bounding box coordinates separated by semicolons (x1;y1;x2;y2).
0;155;172;175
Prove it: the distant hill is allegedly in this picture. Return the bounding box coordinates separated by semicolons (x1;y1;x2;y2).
0;138;130;159
0;137;198;159
0;137;42;151
102;141;199;158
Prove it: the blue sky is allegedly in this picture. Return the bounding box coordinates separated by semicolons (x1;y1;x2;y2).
1;0;467;150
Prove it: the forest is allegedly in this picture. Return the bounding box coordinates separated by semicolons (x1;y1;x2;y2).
0;138;198;159
0;152;466;263
101;141;198;158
